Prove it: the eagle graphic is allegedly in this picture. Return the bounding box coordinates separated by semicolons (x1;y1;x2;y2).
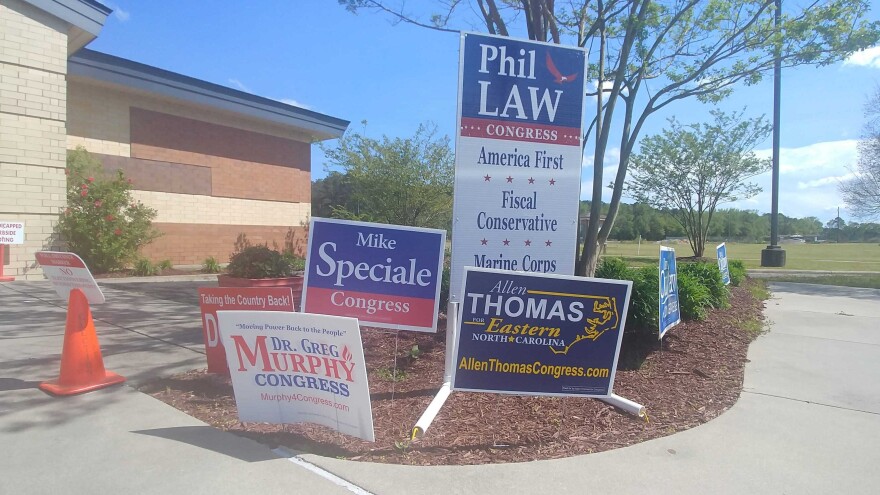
545;52;578;84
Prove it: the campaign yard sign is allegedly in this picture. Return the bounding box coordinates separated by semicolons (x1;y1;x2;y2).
35;251;104;304
217;311;375;442
449;32;586;303
716;242;731;286
302;218;446;333
658;246;681;339
198;287;295;374
452;267;632;397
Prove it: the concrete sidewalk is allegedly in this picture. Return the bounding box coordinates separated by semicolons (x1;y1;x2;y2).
1;279;879;494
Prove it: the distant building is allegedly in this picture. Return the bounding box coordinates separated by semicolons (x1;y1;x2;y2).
2;0;348;279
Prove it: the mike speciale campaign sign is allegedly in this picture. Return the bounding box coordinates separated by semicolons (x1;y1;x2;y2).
452;267;632;397
659;246;681;339
302;218;446;333
198;287;295;374
217;310;375;442
449;32;586;303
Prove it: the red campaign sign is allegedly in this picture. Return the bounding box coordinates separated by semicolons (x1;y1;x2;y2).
197;287;295;374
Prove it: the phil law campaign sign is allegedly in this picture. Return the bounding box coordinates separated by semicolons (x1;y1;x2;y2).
449;33;586;302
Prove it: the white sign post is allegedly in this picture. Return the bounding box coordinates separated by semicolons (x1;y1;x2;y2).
217;311;375;442
34;251;105;304
0;221;24;282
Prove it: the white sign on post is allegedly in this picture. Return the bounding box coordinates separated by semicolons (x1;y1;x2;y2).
0;222;25;244
449;33;586;302
35;251;105;304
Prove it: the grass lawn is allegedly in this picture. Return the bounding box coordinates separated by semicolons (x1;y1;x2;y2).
600;241;880;271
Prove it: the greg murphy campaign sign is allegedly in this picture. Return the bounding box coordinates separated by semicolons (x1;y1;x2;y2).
217;311;374;442
302;218;446;333
452;267;632;397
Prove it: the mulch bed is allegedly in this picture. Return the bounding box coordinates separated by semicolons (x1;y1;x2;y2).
139;280;766;465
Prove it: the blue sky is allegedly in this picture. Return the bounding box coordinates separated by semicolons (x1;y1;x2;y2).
89;1;880;223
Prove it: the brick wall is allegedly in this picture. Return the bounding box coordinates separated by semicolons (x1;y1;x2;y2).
141;223;309;266
130;108;311;203
1;0;69;279
66;80;315;267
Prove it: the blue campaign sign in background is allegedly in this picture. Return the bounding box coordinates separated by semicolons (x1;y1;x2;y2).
302;218;446;333
658;246;681;339
452;267;632;397
716;242;731;286
460;32;585;130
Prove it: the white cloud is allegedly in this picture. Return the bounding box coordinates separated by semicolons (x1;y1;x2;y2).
587;80;629;97
103;3;130;22
844;46;880;68
755;139;858;174
740;140;859;219
797;173;856;190
277;98;312;110
227;79;251;93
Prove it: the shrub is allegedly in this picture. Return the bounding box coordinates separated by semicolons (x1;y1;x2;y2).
157;259;173;271
227;245;293;279
595;257;633;281
282;251;306;271
627;266;659;331
439;248;451;310
58;147;160;273
678;271;712;320
728;259;746;286
595;258;657;332
132;258;158;276
202;256;221;274
679;261;729;309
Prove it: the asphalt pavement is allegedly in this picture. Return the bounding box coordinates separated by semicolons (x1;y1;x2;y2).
1;277;878;494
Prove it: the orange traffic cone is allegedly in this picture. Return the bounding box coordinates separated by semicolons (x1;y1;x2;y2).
39;288;126;395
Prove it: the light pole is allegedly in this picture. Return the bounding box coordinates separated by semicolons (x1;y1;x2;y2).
761;0;786;267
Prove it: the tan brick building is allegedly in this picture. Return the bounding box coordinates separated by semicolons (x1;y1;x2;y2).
1;0;348;279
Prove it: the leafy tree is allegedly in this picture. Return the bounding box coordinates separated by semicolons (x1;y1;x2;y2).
840;86;880;220
626;110;771;257
321;122;454;230
312;171;355;218
341;0;880;275
59;147;160;273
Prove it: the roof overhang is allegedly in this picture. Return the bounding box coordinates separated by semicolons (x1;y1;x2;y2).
21;0;111;53
68;49;349;141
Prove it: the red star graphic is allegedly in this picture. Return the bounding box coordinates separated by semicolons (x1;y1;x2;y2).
524;239;532;246
484;174;491;182
549;178;556;185
503;239;510;246
545;240;553;246
480;238;488;245
506;176;514;183
528;177;535;184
